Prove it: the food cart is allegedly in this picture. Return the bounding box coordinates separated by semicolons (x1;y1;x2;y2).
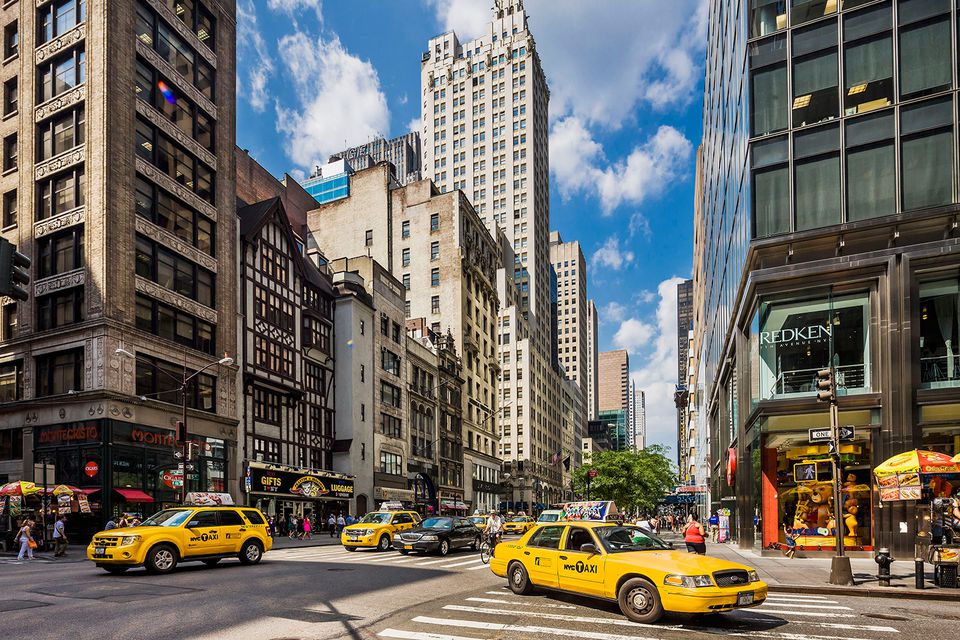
874;449;960;587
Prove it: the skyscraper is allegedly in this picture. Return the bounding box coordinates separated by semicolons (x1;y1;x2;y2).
586;300;599;420
597;350;629;451
675;279;693;469
549;231;587;445
421;0;567;503
0;0;239;514
330;132;422;186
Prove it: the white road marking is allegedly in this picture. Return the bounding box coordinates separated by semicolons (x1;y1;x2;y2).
761;593;834;600
759;602;851;610
464;597;577;609
412;615;660;640
379;630;481;640
440;605;680;630
465;563;493;571
763;595;838;603
383;556;425;564
752;609;854;618
439;558;485;568
731;616;898;633
420;556;469;565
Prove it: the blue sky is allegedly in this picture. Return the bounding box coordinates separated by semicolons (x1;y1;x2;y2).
235;0;707;451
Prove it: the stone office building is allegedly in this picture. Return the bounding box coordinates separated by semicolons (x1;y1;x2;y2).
0;0;239;530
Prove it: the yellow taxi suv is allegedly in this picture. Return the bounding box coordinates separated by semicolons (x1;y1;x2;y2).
341;510;421;551
467;515;487;529
88;506;273;575
489;520;766;623
502;515;536;535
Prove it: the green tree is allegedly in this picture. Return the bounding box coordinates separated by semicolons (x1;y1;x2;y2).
573;445;675;514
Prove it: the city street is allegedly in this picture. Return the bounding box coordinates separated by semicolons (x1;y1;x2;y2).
0;542;955;640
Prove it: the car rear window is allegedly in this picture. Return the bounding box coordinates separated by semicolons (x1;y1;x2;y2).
242;509;265;524
528;525;563;549
219;510;244;526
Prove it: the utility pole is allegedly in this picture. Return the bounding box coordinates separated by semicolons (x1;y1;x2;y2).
817;367;854;585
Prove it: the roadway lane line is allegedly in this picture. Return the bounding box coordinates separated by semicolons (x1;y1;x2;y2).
758;602;851;610
412;616;660;640
730;616;898;633
761;594;834;600
379;630;481;640
751;609;855;618
464;597;577;609
439;558;485;568
440;605;676;629
382;556;424;564
763;596;839;604
465;563;493;570
420;556;473;565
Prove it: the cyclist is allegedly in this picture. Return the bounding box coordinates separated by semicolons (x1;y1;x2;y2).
483;509;503;550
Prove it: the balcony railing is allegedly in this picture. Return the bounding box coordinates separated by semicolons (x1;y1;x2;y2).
921;355;960;388
767;364;867;398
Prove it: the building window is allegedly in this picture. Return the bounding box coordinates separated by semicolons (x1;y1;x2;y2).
258;239;288;283
36;288;84;331
135;354;216;411
3;77;16;116
751;135;790;237
0;427;22;460
37;228;83;278
303;315;331;354
134;177;214;255
135;2;215;99
2;304;15;340
382;348;401;376
431;268;440;287
401;220;410;238
380;413;402;438
842;4;892;117
919;278;960;388
37;48;85;103
37;107;84;161
253;437;280;463
253;285;294;332
404;300;411;317
0;361;22;402
135;235;215;306
38;0;86;45
3;21;17;59
364;229;373;247
253;388;282;424
253;335;294;377
135;59;215;152
898;4;951;101
381;380;401;408
36;167;84;220
2;190;15;227
750;0;786;38
430;241;439;261
430;213;439;231
791;0;836;26
402;248;410;267
792;20;839;127
845;110;895;221
755;292;871;401
35;347;83;397
379;451;402;475
161;0;216;51
901;96;954;211
135;293;215;354
431;295;440;314
2;134;16;171
749;35;787;137
402;273;410;290
136;118;214;204
794;123;840;230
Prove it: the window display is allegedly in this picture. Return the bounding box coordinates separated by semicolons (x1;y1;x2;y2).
920;279;959;388
757;292;870;400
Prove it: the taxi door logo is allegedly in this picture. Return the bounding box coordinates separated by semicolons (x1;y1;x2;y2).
563;560;598;574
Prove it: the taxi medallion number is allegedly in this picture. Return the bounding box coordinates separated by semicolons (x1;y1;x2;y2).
737;592;754;606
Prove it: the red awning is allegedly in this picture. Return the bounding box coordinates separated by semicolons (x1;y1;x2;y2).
79;488;101;495
114;488;154;503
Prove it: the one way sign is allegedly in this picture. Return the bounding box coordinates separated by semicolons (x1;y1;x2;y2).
808;426;855;443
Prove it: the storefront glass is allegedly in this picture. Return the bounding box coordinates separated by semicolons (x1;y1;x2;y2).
920;404;960;457
919;279;960;388
756;292;871;400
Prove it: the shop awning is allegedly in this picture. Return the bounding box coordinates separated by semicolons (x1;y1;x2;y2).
115;488;154;503
79;488;101;495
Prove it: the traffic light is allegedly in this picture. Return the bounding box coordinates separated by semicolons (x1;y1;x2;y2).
816;368;835;403
0;237;30;302
176;420;187;444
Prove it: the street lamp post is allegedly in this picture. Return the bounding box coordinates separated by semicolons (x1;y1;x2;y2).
115;348;232;504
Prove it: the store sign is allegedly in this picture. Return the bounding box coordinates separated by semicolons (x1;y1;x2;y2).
36;423;100;445
374;486;414;501
759;324;831;347
247;462;354;499
84;461;99;478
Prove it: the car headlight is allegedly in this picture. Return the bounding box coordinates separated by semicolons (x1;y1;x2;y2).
361;529;374;536
748;570;760;583
421;534;439;541
664;574;714;588
393;534;402;541
119;535;141;547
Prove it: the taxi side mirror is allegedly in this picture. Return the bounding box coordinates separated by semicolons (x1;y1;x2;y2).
580;543;598;555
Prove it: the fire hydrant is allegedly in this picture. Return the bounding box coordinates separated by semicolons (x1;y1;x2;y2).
875;547;894;587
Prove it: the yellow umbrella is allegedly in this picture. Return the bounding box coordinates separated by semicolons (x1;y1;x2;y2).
0;481;40;497
47;485;80;496
874;450;958;477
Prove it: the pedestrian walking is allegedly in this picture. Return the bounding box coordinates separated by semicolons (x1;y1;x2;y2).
336;513;346;536
104;516;117;530
684;512;707;555
117;515;129;528
16;519;35;560
53;514;69;557
328;514;336;537
288;516;298;539
709;512;720;543
782;524;799;559
302;515;312;540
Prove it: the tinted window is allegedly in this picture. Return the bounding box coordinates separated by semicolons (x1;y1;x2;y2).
565;527;595;551
219;510;244;526
392;513;412;525
528;526;563;549
242;509;265;524
187;510;217;527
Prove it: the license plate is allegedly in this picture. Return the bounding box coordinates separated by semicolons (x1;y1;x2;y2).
737;591;754;606
404;545;413;550
95;547;105;555
348;535;358;541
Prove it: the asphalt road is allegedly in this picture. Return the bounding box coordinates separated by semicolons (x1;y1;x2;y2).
1;540;956;640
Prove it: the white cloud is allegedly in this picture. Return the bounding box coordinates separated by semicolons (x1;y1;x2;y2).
551;117;693;214
425;0;490;41
267;0;322;18
275;31;390;170
236;1;274;113
407;117;422;135
613;318;656;352
637;290;656;304
629;276;687;450
590;236;634;272
601;301;628;324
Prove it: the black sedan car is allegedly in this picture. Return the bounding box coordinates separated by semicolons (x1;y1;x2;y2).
393;516;481;556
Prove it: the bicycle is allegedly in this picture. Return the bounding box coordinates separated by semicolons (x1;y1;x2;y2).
479;531;501;564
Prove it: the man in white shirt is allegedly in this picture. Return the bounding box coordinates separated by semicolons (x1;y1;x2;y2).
484;511;503;547
53;515;68;557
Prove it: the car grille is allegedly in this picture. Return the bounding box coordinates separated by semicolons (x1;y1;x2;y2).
713;569;750;587
399;533;422;542
93;536;120;547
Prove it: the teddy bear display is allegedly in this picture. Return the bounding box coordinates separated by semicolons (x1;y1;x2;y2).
809;482;834;529
842;473;862;540
844;505;859;538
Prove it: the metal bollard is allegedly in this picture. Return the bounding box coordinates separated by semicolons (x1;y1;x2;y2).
874;548;893;587
916;558;925;589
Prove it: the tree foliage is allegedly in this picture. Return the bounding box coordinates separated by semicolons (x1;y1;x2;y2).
573;445;675;514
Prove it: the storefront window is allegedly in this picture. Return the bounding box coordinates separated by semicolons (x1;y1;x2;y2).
920;279;960;388
757;292;871;399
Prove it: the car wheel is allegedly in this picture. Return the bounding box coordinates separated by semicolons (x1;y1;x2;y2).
508;561;534;595
438;539;450;556
471;536;480;551
378;535;391;551
202;559;221;566
618;577;664;624
399;549;409;555
238;540;263;565
145;544;178;575
103;566;128;575
344;545;357;552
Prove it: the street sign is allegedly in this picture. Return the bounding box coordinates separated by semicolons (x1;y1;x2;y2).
809;426;855;443
838;426;855;441
588;468;598;479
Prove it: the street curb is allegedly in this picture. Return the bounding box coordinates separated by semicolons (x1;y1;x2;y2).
769;583;960;601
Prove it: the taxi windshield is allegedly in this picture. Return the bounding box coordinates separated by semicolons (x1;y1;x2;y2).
508;516;529;522
139;509;192;527
594;526;672;553
420;517;453;530
538;513;559;522
359;513;392;524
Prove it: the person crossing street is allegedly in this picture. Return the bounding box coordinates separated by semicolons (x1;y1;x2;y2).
53;514;69;557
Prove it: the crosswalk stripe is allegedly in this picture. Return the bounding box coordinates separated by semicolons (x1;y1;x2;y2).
384;556;424;564
412;615;659;640
464;597;577;609
762;593;833;600
420;556;468;565
441;604;673;629
731;616;898;633
753;609;854;618
700;628;866;640
764;596;838;604
465;563;493;571
759;603;850;610
439;558;485;568
379;629;481;640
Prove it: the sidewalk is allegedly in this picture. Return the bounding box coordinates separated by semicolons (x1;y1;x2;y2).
269;534;342;550
700;538;960;601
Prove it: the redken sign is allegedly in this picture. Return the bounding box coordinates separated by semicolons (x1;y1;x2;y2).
759;324;831;346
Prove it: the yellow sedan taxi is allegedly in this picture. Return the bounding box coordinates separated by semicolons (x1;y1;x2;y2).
87;506;273;575
341;510;421;551
489;520;766;623
502;515;536;535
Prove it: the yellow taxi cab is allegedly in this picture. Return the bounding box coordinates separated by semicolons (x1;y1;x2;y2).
502;515;536;535
489;506;766;623
467;515;487;529
341;510;421;551
87;505;272;575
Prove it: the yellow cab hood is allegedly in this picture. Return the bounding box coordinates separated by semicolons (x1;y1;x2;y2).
344;522;389;531
94;526;167;537
610;549;754;574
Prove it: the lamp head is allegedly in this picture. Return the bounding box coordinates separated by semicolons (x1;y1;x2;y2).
115;348;135;359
